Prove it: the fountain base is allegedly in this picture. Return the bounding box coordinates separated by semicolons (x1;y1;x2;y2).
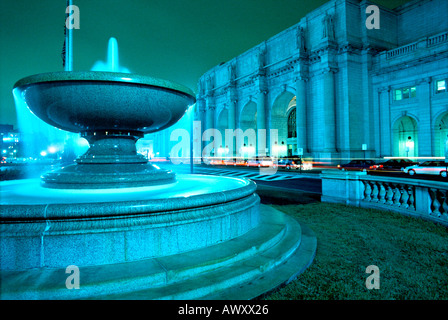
42;131;176;189
0;205;316;300
0;175;316;300
41;163;176;189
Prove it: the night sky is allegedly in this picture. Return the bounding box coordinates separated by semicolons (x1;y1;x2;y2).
0;0;411;127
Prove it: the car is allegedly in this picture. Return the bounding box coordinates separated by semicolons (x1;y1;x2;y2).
209;159;225;165
402;161;447;177
277;157;313;170
278;157;300;170
338;159;376;171
222;158;235;166
246;157;259;167
233;158;247;166
369;159;419;171
246;156;275;167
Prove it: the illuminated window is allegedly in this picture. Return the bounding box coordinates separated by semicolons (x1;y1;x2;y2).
394;86;416;101
436;79;447;93
403;88;409;99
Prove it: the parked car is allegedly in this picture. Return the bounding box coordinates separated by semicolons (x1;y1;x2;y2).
246;156;275;167
277;157;313;170
338;159;376;171
233;159;247;166
278;157;300;170
222;158;235;166
402;161;447;177
369;158;419;171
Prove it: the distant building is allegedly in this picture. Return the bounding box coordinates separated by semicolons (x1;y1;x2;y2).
193;0;448;162
0;124;21;159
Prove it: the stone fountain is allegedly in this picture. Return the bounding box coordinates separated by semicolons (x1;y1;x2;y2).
0;39;316;300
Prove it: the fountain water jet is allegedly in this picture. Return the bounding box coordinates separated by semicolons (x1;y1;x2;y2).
91;37;131;73
0;38;316;300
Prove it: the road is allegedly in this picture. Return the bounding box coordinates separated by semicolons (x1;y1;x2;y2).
157;163;322;194
157;163;447;195
2;161;444;195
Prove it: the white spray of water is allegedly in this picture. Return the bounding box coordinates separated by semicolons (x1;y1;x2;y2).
13;37;131;165
91;37;131;73
13;90;88;161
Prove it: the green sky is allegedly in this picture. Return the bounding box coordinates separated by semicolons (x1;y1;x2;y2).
0;0;410;127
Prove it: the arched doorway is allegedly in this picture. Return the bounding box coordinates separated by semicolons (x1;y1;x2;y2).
392;116;418;158
435;112;448;157
272;92;295;157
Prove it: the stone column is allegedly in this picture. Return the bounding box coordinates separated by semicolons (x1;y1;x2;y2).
256;89;267;156
295;76;308;153
227;98;237;158
205;100;215;157
378;87;391;156
255;44;267;156
417;77;433;156
322;67;336;152
194;100;206;161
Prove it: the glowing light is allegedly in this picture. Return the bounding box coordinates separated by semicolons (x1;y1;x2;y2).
40;151;47;157
241;146;255;153
76;137;89;147
48;146;57;154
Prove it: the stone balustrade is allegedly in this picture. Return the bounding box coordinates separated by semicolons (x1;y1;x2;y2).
386;42;418;59
372;31;448;73
321;170;448;226
427;32;448;47
383;31;448;60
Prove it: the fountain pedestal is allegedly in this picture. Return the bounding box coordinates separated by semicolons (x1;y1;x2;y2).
42;130;176;189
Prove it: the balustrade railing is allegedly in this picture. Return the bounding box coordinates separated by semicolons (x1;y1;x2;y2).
386;43;417;59
385;31;448;60
427;32;448;47
321;171;448;226
362;180;415;210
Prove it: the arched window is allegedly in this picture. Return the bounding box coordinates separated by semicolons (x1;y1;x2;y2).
287;108;296;138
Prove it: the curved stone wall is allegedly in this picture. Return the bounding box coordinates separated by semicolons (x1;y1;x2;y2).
0;177;260;270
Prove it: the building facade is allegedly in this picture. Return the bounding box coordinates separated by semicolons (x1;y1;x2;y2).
0;124;21;160
193;0;448;162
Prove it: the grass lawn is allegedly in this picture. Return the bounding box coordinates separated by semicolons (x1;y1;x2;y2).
264;201;448;300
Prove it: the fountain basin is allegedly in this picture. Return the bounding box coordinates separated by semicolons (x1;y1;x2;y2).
13;71;196;189
13;71;195;134
0;175;259;270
